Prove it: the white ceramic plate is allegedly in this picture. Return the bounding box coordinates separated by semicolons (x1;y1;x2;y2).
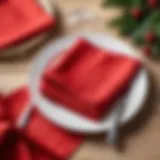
29;33;149;134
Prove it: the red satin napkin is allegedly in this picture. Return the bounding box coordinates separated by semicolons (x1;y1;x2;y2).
42;38;141;120
0;88;83;160
0;38;141;159
0;0;55;49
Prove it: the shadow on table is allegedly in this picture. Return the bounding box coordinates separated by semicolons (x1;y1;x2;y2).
87;69;158;152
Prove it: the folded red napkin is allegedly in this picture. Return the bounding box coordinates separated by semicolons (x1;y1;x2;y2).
0;0;55;49
0;87;83;160
42;38;141;120
0;38;141;159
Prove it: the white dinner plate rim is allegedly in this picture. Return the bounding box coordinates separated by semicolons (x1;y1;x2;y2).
29;33;149;133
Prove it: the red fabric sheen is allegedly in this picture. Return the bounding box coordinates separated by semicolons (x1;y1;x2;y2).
0;88;83;160
0;0;55;49
42;38;141;119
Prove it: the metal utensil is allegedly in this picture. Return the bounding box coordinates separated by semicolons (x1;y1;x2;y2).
107;96;125;146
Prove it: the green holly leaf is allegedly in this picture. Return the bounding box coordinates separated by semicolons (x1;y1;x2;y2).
133;36;144;46
119;13;140;36
102;0;147;8
102;0;132;7
108;17;123;27
120;19;139;36
108;12;139;36
152;43;160;59
131;0;147;8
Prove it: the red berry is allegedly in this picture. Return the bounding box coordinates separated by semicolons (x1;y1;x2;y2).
145;32;157;43
131;8;142;19
148;0;158;8
143;46;152;57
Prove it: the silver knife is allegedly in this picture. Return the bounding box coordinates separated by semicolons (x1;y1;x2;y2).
107;96;125;146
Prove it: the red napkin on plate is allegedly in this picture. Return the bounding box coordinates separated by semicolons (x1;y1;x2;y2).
0;38;141;159
0;0;55;49
0;87;83;160
42;38;141;120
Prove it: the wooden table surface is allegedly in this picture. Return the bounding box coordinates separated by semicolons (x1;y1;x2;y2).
0;0;160;159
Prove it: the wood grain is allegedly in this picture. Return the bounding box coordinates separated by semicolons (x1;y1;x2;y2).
0;0;159;159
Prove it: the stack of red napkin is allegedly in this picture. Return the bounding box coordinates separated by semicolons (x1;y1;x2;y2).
0;38;141;159
42;38;141;120
0;0;55;50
